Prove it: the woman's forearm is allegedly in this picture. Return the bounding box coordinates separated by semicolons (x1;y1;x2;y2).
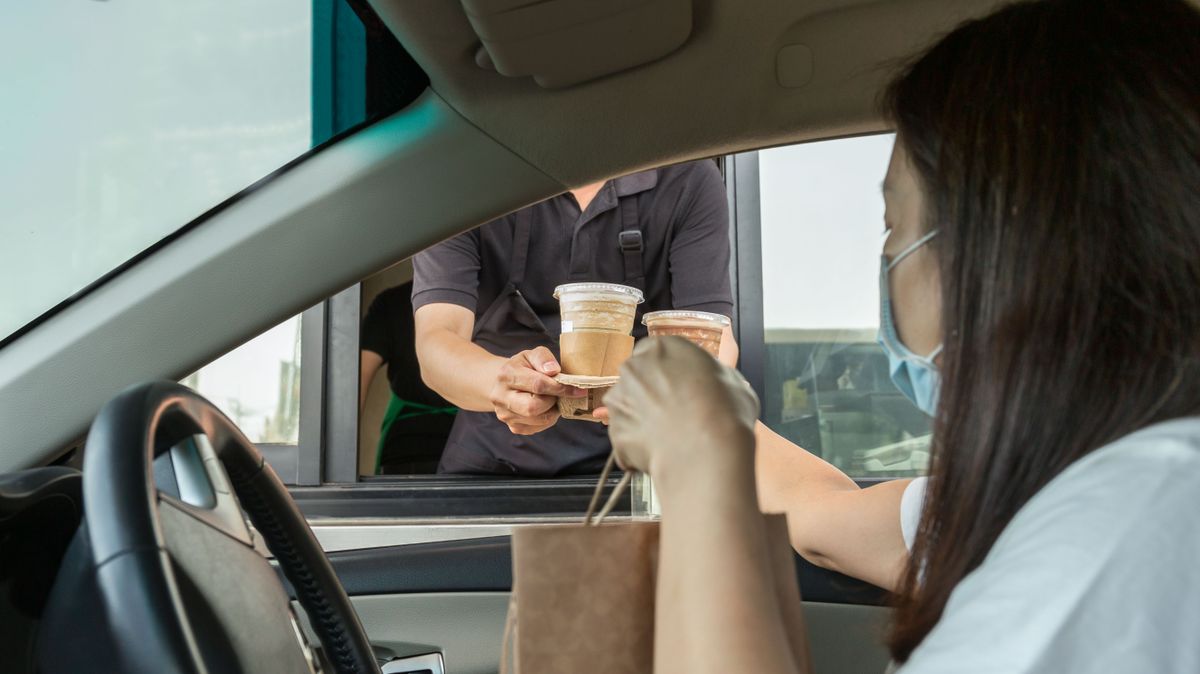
755;422;911;591
654;447;809;674
756;422;859;511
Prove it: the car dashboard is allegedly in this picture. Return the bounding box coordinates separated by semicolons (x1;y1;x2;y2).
0;467;84;673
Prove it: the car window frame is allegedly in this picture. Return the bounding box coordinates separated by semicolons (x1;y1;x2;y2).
199;0;427;485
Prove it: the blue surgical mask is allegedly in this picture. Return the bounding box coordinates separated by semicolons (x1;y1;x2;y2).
878;229;942;416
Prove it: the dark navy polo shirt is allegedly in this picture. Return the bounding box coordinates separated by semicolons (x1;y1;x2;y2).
411;159;734;345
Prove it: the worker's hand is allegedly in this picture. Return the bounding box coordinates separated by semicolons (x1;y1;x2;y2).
605;337;759;481
491;347;586;435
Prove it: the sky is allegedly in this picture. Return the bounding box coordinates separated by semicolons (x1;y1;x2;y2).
758;133;895;332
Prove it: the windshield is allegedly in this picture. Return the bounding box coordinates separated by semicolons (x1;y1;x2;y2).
0;0;312;342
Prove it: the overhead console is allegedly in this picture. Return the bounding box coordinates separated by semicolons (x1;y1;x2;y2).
461;0;693;88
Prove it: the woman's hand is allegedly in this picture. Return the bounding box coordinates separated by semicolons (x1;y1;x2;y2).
604;336;760;485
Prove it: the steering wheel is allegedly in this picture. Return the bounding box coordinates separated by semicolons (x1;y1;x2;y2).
78;381;380;674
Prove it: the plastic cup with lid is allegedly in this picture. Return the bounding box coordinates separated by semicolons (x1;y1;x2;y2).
642;310;731;357
553;282;645;335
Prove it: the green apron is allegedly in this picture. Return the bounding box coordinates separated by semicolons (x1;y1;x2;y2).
375;393;457;474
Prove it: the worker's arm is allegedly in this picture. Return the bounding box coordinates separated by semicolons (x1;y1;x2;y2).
755;422;911;591
717;325;738;367
359;350;384;410
413;302;584;435
667;160;740;368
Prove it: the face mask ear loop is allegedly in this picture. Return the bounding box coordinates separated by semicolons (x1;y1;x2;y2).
925;343;944;363
886;229;940;271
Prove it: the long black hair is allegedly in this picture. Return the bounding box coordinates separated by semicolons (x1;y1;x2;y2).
884;0;1200;661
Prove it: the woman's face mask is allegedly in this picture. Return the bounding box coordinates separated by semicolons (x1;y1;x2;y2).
878;230;942;416
879;140;943;416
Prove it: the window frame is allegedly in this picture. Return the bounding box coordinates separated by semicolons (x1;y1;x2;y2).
246;305;325;486
295;156;742;516
256;0;430;486
726;151;768;404
281;148;894;511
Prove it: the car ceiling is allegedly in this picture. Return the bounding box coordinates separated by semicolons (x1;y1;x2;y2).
0;0;1013;469
373;0;1011;186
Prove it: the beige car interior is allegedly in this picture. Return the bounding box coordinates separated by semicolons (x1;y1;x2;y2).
0;1;1026;673
375;0;1007;186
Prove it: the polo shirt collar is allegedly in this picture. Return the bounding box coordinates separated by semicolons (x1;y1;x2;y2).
612;168;659;197
570;168;659;227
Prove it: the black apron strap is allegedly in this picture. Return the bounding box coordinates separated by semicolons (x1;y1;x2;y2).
511;207;533;286
618;196;645;290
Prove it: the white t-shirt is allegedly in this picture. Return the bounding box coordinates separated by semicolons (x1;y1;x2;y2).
895;417;1200;674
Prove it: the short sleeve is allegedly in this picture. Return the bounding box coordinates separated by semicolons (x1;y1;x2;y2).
360;290;398;363
411;228;483;313
897;434;1200;674
900;477;927;551
667;162;734;316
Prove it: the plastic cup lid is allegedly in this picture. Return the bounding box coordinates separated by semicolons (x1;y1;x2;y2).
642;310;731;327
553;282;644;303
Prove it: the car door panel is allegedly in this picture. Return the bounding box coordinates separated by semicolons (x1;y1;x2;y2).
308;593;892;674
313;536;887;606
286;537;892;673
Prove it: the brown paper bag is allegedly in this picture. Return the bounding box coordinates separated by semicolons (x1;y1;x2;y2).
502;455;810;674
766;513;814;673
503;457;653;674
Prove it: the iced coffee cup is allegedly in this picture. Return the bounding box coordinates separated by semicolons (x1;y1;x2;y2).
552;282;643;422
553;282;644;376
642;310;731;358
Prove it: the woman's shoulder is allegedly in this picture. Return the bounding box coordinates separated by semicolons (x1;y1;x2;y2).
996;416;1200;554
1077;414;1200;468
900;417;1200;672
1029;415;1200;511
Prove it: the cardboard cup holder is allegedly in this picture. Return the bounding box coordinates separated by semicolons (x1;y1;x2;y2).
555;373;620;423
559;332;634;377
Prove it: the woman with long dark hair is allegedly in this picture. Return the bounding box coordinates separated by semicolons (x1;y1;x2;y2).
604;0;1200;670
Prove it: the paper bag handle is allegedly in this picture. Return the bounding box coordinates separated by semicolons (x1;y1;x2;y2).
583;452;633;525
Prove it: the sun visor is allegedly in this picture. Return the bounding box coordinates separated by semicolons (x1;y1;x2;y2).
461;0;693;88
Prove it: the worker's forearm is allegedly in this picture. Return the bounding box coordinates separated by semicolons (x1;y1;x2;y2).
415;329;506;412
656;457;808;674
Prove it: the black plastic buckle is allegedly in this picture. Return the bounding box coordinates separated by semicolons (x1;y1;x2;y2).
619;230;643;252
